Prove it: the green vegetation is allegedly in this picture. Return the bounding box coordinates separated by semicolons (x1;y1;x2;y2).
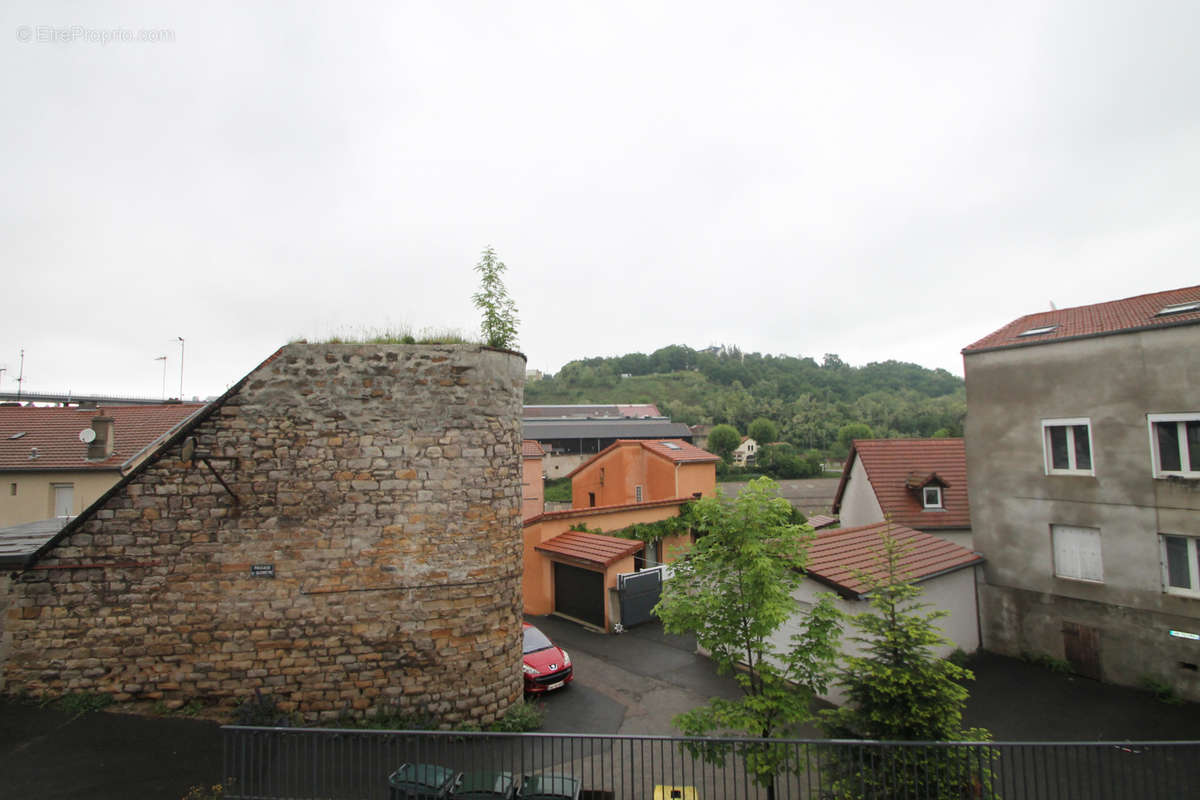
484;698;545;731
52;691;114;716
1020;650;1073;674
656;479;841;798
1138;675;1182;704
525;345;965;459
181;782;230;800
706;423;741;462
748;417;779;446
472;246;519;349
299;325;474;345
543;477;572;503
820;528;993;797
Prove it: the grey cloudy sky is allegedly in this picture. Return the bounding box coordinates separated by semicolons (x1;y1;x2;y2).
2;2;1198;400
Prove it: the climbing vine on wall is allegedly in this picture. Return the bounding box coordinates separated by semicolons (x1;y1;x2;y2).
567;503;698;544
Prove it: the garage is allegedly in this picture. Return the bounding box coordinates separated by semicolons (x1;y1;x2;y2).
552;562;605;627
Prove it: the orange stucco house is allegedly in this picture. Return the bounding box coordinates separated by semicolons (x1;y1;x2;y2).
522;439;719;631
521;440;545;520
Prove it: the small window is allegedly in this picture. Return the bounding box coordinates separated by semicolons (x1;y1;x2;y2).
1052;524;1103;583
1161;535;1200;597
635;485;643;503
9;482;15;496
1018;324;1058;337
922;486;943;508
587;492;596;508
1155;301;1200;317
1042;419;1094;475
1148;414;1200;478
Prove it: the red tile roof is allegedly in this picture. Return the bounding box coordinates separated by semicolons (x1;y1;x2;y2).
0;404;206;471
833;438;970;530
534;529;644;567
807;514;837;530
522;439;545;458
805;521;982;597
523;496;692;526
566;439;719;478
963;285;1200;354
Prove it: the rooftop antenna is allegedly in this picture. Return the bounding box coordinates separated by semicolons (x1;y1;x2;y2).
16;348;24;402
177;337;185;400
155;355;168;400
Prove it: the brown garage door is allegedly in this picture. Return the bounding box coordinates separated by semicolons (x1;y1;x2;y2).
553;562;605;628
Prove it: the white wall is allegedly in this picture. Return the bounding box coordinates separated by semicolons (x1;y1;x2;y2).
837;455;884;528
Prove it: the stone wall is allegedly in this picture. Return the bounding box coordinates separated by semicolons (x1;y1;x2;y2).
1;343;526;725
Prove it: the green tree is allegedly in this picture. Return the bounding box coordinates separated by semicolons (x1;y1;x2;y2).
706;423;741;463
471;246;519;349
748;417;779;446
656;479;841;798
820;528;992;797
834;422;873;458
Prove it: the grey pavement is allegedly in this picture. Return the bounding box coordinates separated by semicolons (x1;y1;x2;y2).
718;477;840;516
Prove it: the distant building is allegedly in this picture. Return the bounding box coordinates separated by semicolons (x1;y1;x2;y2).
963;284;1200;699
832;438;972;548
523;415;693;478
0;403;205;528
732;437;758;467
522;439;546;520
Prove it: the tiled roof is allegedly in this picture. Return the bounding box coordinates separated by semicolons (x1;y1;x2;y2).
523;404;661;419
805;521;983;597
833;438;970;530
522;439;545;458
524;496;693;526
534;529;644;567
565;439;719;478
0;403;206;471
963;285;1200;354
807;514;837;530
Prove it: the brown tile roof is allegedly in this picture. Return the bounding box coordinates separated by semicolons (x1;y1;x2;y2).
534;529;644;567
833;438;970;530
805;521;983;597
0;403;206;471
522;439;545;458
963;285;1200;354
566;439;719;478
523;496;692;526
807;514;837;530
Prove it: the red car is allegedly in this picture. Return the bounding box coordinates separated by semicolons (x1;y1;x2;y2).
522;623;573;694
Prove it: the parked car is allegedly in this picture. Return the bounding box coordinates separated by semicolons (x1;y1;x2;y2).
522;623;573;694
388;763;459;800
516;772;581;800
449;770;517;799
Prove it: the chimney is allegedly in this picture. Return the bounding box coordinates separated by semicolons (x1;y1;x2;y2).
88;416;115;460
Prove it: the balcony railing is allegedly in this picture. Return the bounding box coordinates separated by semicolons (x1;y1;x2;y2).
222;726;1200;799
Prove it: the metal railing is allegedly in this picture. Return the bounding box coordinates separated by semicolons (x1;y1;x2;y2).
222;726;1200;799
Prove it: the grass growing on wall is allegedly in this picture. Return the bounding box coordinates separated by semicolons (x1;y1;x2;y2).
294;325;476;345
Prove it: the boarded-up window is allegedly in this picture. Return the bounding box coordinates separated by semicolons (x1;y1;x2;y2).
1053;524;1103;583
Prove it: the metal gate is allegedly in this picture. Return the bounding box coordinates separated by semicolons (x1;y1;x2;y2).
617;567;663;628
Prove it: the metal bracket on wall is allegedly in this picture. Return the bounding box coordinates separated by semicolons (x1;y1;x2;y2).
200;457;240;505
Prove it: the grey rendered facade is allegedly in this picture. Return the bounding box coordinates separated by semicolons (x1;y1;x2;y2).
964;323;1200;700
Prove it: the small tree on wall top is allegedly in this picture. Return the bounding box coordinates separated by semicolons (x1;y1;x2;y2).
472;246;519;349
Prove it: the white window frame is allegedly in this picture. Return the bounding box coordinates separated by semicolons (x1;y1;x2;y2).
922;485;943;509
1042;418;1095;475
1052;524;1104;583
1160;534;1200;598
1147;413;1200;479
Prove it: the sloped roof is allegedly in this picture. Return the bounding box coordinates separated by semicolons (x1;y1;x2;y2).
524;496;693;526
963;285;1200;354
522;439;546;458
534;529;643;567
565;439;719;479
523;404;661;419
0;403;206;471
0;518;68;564
807;514;837;530
523;418;693;440
805;521;983;597
833;438;970;530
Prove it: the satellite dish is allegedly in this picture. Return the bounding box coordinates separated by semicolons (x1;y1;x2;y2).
79;428;96;443
181;436;196;461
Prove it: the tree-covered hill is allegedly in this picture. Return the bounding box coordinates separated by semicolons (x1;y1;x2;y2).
525;345;965;455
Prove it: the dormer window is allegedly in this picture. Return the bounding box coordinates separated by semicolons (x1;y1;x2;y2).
922;485;943;509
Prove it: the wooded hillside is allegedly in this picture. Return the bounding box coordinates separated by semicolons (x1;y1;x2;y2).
525;345;965;456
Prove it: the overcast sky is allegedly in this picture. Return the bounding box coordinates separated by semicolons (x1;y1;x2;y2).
2;2;1197;400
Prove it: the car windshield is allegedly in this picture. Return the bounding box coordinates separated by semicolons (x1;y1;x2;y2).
523;626;554;654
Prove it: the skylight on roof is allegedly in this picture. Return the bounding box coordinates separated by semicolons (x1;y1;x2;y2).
1017;325;1058;337
8;432;26;439
1155;301;1200;317
660;442;682;450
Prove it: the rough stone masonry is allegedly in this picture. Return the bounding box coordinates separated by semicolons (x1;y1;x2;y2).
0;343;526;725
